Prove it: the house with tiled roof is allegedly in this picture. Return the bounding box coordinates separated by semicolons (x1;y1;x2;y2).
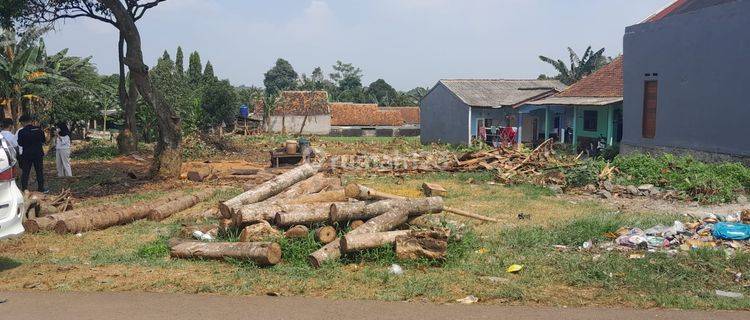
523;57;624;148
621;0;750;164
267;91;331;135
420;79;566;145
329;103;420;137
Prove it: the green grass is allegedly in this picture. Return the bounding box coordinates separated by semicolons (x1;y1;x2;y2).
71;139;119;160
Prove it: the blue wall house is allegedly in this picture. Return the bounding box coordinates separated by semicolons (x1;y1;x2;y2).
621;0;750;164
420;79;566;145
521;57;624;150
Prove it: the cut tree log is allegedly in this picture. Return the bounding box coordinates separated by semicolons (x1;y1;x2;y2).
309;207;410;268
314;226;337;244
266;173;340;202
329;197;444;223
340;230;411;253
169;240;281;266
273;202;342;227
220;163;319;218
344;183;499;223
350;220;365;230
230;168;261;175
22;202;119;233
286;189;347;205
233;202;336;228
284;225;309;238
239;221;281;242
53;193;185;234
422;182;447;197
187;168;212;182
148;189;217;221
395;230;449;260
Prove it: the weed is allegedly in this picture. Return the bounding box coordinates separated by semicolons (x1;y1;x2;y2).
136;239;170;259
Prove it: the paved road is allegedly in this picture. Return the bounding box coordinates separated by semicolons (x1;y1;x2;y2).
1;291;748;320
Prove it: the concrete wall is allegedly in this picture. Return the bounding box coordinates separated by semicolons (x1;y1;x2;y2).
329;126;420;137
269;115;331;135
420;83;470;145
623;0;750;158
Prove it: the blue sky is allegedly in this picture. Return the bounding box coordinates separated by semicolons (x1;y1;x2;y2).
42;0;673;90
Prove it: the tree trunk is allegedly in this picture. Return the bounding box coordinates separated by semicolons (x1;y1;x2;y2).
116;32;139;154
220;163;318;218
265;173;339;202
234;202;337;228
22;203;116;233
329;197;444;223
314;226;337;244
100;0;182;179
169;240;281;266
341;230;411;253
395;230;449;260
147;189;216;221
284;225;309;238
238;221;280;242
308;207;409;268
273;202;341;227
287;189;347;205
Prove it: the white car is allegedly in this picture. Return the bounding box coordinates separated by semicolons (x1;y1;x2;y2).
0;137;24;240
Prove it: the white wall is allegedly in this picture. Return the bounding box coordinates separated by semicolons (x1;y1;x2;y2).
269;115;331;135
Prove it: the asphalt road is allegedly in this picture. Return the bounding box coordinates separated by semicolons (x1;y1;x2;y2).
1;291;748;320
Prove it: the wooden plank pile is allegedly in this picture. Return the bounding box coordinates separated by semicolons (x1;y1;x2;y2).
171;163;498;267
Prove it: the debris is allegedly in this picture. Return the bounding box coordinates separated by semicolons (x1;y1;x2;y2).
517;213;531;220
712;222;750;240
628;253;645;259
456;295;478;304
388;264;404;275
191;230;214;242
395;229;449;260
506;264;524;273
422;182;447;197
715;290;744;299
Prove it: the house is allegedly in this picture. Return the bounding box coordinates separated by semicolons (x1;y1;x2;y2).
420;79;566;145
522;57;624;149
329;103;420;137
621;0;750;164
268;91;331;135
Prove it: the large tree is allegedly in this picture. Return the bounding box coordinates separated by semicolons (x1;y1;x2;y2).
367;79;397;106
187;51;202;85
263;58;297;95
8;0;183;178
174;45;183;75
539;46;611;85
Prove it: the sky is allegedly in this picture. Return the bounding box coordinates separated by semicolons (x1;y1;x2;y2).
42;0;673;90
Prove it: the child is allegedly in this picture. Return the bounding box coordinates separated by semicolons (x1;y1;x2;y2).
55;122;72;177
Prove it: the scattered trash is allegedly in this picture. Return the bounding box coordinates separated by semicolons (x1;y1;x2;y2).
553;245;569;252
388;264;404;275
266;292;281;297
191;230;214;242
715;290;744;299
0;298;6;304
734;272;743;283
474;248;488;254
75;233;83;237
456;295;479;304
628;253;645;259
581;240;593;250
712;222;750;240
517;213;531;220
506;264;524;273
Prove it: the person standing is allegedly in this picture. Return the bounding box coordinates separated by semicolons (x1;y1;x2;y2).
17;115;47;192
55;122;72;177
0;118;18;151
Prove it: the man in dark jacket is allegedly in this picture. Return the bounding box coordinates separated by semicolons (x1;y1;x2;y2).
17;115;47;192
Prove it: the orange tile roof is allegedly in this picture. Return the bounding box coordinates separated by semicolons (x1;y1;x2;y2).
556;57;623;98
330;103;405;126
273;91;330;116
381;107;420;124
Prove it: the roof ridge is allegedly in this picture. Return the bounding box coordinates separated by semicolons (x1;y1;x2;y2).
441;79;560;82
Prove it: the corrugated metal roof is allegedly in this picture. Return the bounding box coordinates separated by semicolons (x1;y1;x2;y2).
439;79;566;108
526;97;623;106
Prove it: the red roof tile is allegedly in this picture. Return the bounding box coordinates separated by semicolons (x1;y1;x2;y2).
273;91;330;116
380;107;420;124
556;57;623;98
330;103;405;126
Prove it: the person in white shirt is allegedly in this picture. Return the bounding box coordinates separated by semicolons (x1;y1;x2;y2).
0;118;18;151
55;122;72;177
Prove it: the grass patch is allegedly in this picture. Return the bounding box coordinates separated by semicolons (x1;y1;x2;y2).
71;139;119;160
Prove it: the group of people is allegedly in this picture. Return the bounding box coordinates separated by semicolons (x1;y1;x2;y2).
0;115;73;193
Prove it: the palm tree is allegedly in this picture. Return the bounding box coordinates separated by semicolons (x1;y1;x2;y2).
539;46;611;85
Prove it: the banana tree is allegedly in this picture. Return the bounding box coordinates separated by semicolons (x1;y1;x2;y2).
539;46;611;85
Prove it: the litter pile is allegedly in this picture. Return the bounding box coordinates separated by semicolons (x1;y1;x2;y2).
329;139;579;184
587;210;750;255
170;163;496;267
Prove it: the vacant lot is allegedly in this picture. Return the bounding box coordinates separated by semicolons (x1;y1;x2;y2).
1;136;748;310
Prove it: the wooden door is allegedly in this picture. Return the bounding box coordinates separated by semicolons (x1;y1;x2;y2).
642;81;658;138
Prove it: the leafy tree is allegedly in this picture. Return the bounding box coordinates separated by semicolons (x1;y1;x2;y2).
263;58;297;95
174;46;184;75
151;48;195;133
539;46;611;85
329;60;362;85
367;79;397;106
236;85;262;112
203;60;216;83
7;0;183;178
187;51;202;85
201;79;237;129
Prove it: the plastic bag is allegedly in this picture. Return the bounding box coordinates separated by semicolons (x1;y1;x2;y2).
712;222;750;240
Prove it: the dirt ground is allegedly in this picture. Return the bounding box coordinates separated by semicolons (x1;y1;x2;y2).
1;136;748;310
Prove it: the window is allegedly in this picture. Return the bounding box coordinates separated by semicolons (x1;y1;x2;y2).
583;110;598;132
642;81;658;138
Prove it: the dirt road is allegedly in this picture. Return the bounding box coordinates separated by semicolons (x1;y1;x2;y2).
1;291;747;320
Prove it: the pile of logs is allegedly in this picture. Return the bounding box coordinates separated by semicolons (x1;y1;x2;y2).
23;189;75;219
170;163;497;267
326;139;580;185
22;188;222;234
